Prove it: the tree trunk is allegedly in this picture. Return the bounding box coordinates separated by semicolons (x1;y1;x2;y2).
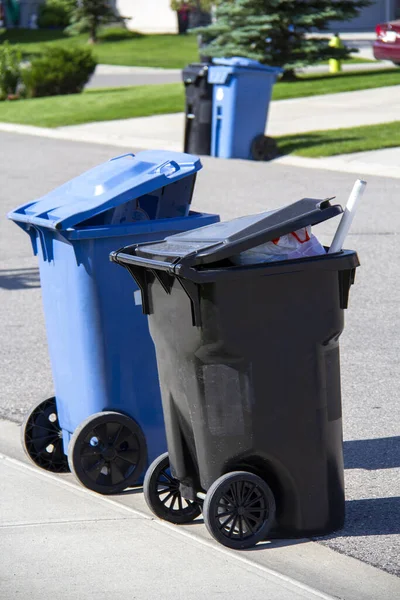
88;17;98;44
281;69;298;81
189;3;212;29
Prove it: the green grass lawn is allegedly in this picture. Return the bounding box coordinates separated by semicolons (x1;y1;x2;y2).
0;28;379;68
277;121;400;157
319;56;374;65
0;28;199;68
1;67;400;128
272;68;400;100
0;84;185;127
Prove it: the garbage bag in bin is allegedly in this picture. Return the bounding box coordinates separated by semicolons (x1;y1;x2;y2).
8;150;220;495
111;197;359;547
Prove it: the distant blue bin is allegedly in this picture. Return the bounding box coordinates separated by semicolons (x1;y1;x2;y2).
8;150;219;494
208;57;282;160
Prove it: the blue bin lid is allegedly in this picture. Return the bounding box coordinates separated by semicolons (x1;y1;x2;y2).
8;150;202;231
212;56;282;73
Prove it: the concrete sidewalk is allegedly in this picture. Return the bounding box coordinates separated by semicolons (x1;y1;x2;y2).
1;420;399;600
85;39;389;90
87;64;182;89
86;59;393;89
53;85;400;143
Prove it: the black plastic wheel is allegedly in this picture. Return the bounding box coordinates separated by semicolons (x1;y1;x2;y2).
250;134;278;161
203;471;276;549
21;397;69;473
68;411;147;495
143;452;201;524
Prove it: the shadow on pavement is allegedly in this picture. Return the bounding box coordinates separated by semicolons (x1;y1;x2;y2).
0;268;40;290
344;436;400;470
322;497;400;538
245;537;309;551
118;486;144;496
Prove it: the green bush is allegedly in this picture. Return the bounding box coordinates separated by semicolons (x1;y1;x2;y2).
0;41;22;99
37;0;75;29
23;46;96;97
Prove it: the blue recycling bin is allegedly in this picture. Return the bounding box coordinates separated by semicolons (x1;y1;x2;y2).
8;150;219;494
208;57;282;160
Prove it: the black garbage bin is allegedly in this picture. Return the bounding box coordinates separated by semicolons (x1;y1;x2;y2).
182;63;213;156
111;198;360;549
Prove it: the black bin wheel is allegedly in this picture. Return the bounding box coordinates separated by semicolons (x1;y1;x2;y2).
68;411;147;495
251;134;278;161
203;471;276;549
21;397;69;473
143;452;201;524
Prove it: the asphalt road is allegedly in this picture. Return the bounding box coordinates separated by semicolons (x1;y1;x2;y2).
0;131;399;576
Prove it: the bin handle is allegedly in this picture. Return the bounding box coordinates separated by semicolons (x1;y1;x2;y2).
151;160;180;177
111;249;204;327
110;249;178;273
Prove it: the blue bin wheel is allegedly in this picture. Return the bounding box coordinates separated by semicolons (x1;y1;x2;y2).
250;135;278;162
21;397;70;473
144;452;201;524
203;471;276;550
68;411;147;495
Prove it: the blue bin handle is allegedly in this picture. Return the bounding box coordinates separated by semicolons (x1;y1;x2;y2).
8;205;65;231
9;211;61;230
151;160;180;177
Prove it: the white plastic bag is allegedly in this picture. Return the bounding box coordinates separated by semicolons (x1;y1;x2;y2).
231;226;326;265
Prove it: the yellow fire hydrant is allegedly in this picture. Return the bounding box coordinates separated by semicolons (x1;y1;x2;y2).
329;33;344;74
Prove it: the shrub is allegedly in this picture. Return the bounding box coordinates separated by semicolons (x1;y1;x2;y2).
37;0;75;29
0;41;22;99
23;46;97;97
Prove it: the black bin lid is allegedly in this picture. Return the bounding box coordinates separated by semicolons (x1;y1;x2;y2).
182;63;210;84
135;197;342;267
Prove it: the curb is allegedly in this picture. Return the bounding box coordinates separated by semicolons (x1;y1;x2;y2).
1;418;399;600
273;154;400;180
1;121;399;180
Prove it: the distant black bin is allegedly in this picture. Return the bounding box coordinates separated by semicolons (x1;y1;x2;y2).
111;198;360;549
182;63;213;156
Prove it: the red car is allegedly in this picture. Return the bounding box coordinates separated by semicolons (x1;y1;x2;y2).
373;21;400;65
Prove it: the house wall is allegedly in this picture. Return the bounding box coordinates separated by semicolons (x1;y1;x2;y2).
8;0;398;34
116;0;178;34
116;1;396;35
19;0;44;28
330;0;396;31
